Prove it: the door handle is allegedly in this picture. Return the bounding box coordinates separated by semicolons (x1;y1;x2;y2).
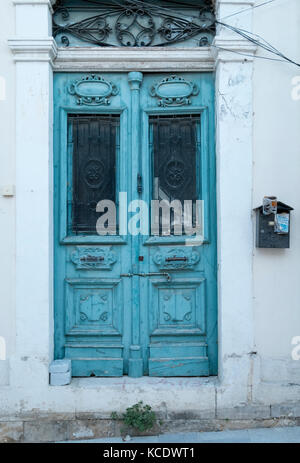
121;272;171;281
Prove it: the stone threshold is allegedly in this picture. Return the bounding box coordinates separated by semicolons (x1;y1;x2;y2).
1;403;300;443
68;376;219;388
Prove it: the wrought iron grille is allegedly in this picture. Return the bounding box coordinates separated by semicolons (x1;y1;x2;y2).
53;0;215;48
150;114;200;235
68;114;120;235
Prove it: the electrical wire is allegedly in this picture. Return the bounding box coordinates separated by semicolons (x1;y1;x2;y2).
210;44;293;64
144;0;298;66
60;0;300;68
114;0;206;22
217;21;300;67
219;0;276;21
188;35;295;65
126;0;300;67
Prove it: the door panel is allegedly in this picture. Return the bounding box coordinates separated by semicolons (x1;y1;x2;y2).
54;73;130;377
54;71;217;377
139;73;217;376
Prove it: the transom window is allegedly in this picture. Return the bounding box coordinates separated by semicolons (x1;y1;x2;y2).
53;0;216;48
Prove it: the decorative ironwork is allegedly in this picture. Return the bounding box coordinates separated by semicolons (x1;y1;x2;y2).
116;7;156;46
165;160;185;187
83;159;105;188
53;1;215;48
69;114;119;235
150;114;200;235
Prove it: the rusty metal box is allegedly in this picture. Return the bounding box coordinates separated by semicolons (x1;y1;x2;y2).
255;201;293;249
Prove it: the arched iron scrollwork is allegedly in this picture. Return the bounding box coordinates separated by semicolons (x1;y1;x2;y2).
52;1;215;48
53;7;113;47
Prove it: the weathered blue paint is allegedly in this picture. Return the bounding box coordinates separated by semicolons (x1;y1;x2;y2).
128;72;144;378
54;72;217;377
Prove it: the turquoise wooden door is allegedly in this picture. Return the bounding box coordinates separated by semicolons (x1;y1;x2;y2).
54;71;217;377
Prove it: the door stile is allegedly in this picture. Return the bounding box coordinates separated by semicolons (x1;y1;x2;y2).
128;71;144;377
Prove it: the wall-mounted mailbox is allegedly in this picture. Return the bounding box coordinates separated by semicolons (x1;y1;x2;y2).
254;198;293;249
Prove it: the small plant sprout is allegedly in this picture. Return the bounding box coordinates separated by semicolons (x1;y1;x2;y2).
111;401;157;435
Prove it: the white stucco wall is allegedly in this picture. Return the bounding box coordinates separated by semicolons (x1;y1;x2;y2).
0;0;299;415
252;0;300;395
0;0;16;386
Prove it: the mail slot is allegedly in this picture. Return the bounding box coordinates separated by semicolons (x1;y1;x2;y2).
80;255;104;262
254;199;293;249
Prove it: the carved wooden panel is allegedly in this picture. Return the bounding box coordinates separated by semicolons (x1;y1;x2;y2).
68;75;118;106
149;75;199;107
70;246;117;270
159;289;195;326
153;247;200;270
148;277;209;376
65;279;122;336
150;278;206;335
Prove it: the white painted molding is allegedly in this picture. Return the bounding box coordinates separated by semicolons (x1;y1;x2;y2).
54;47;215;72
8;38;58;64
13;0;52;3
213;38;256;52
212;38;257;62
216;0;255;24
13;0;54;12
216;0;254;5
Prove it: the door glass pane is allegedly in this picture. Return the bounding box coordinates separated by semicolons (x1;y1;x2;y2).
150;114;200;235
68;114;119;235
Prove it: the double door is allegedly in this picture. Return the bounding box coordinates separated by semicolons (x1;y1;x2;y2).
54;71;217;377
